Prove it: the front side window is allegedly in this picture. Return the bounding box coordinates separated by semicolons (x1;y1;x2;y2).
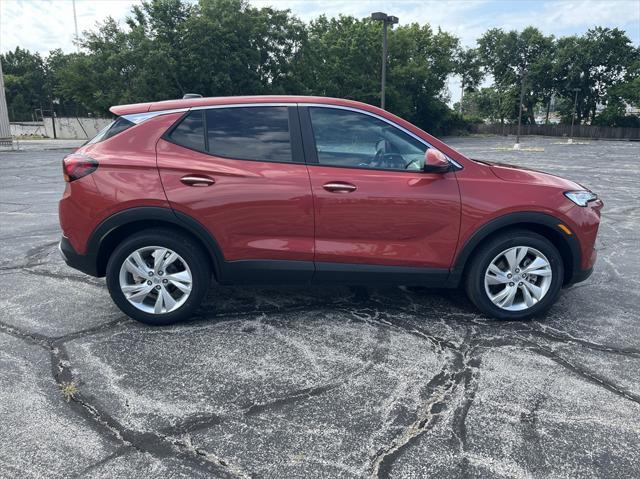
309;107;427;171
206;107;292;162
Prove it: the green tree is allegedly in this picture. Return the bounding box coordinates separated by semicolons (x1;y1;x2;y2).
55;0;307;114
454;47;483;113
477;27;554;125
459;87;519;128
387;23;459;132
294;16;460;133
1;47;48;121
553;28;636;124
293;15;380;102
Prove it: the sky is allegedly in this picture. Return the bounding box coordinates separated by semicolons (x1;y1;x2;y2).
1;0;639;103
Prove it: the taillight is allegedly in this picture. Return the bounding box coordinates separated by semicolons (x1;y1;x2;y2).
63;154;98;182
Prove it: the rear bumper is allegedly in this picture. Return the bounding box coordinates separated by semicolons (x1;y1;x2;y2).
59;236;98;276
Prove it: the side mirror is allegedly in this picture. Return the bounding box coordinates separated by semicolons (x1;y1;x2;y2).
423;149;451;173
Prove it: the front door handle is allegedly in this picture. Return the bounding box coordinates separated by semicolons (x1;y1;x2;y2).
181;175;215;187
322;182;357;193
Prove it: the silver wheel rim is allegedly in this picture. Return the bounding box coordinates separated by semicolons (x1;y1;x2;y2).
484;246;553;311
119;246;193;314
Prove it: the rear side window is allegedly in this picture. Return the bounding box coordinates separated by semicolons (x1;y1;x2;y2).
206;107;292;162
87;116;134;145
167;111;205;151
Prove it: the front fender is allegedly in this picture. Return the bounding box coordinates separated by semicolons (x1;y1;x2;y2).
447;211;581;287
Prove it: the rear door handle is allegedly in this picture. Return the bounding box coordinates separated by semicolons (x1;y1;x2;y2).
180;175;215;187
322;182;357;193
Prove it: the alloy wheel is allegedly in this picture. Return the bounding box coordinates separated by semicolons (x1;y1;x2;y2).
484;246;553;311
118;246;193;314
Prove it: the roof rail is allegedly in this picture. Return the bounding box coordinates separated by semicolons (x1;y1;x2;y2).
182;93;203;99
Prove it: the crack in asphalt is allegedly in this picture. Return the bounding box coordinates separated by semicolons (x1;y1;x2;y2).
518;393;547;474
166;434;254;479
345;307;462;355
524;325;640;358
243;360;376;417
371;343;480;479
449;354;482;476
519;336;640;406
0;321;245;478
243;382;344;418
22;267;106;286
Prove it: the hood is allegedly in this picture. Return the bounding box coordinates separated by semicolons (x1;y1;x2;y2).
476;159;583;191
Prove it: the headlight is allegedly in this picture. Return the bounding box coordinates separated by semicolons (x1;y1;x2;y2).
564;190;597;207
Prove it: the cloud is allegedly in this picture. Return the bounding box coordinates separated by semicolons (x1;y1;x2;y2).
538;0;640;29
3;0;637;56
1;0;141;55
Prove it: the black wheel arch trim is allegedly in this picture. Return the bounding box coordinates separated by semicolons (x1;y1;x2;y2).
448;211;582;286
77;208;584;287
87;206;224;277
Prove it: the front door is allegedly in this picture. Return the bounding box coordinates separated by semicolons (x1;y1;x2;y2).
301;105;461;280
157;105;315;282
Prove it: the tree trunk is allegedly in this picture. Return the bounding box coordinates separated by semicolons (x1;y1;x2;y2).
528;102;536;125
545;98;551;124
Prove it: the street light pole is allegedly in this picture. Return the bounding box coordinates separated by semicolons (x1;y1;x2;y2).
371;12;398;110
381;20;388;109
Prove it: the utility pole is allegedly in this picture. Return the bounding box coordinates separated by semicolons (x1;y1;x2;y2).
49;98;57;139
371;12;398;110
514;69;528;150
72;0;80;52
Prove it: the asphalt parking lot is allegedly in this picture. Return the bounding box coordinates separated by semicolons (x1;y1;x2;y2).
1;135;639;478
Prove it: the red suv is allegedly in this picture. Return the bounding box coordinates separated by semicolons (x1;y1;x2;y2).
59;96;602;324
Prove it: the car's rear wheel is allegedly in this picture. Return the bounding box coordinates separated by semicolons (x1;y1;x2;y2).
464;229;564;320
106;229;210;325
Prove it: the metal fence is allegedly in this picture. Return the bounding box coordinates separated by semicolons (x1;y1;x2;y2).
472;123;640;140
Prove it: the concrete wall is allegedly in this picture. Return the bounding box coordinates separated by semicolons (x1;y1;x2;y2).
10;117;111;139
44;117;111;139
10;122;47;137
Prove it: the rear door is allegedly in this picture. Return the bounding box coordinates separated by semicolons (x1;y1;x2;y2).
301;105;461;279
156;104;315;282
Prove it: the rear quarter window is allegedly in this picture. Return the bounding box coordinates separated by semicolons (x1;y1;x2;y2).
167;111;206;151
87;116;135;145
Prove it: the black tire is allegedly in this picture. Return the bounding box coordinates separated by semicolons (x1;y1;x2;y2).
106;228;210;325
464;229;564;320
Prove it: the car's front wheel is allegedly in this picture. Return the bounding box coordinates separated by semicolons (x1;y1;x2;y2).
464;229;564;320
106;229;210;325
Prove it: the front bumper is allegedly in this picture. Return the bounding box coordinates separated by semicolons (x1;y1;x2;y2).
59;236;98;276
567;266;593;286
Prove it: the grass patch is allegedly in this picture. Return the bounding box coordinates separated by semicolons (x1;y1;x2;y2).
14;135;49;140
60;381;78;402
